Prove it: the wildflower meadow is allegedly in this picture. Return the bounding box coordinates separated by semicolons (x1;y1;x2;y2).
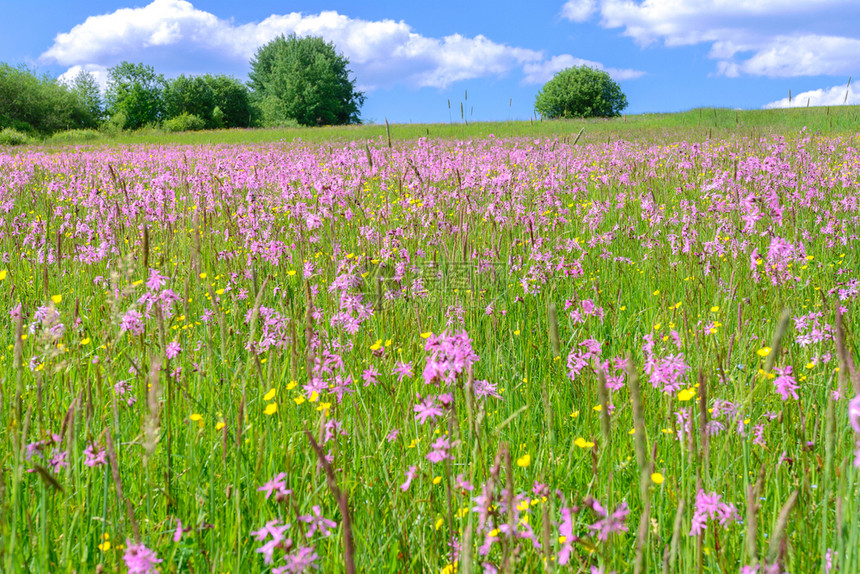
1;130;859;573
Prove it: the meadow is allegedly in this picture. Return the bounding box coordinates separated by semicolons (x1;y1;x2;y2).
1;122;859;573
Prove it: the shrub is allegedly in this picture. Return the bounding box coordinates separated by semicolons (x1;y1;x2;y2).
0;127;31;146
535;66;628;119
162;112;207;133
49;129;104;144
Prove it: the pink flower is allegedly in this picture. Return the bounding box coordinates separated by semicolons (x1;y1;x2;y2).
773;366;799;401
123;542;162;574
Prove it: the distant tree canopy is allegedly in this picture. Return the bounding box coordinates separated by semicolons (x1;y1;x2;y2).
105;62;166;130
249;34;364;127
0;63;96;133
535;66;628;119
164;74;254;129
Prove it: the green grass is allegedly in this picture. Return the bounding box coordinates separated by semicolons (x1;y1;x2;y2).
21;104;860;149
0;127;858;573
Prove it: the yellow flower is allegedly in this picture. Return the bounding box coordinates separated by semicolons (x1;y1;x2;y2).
756;347;771;357
293;396;306;405
370;339;382;351
264;402;278;415
0;269;6;280
432;476;442;485
80;337;91;345
805;362;815;369
593;404;602;412
286;380;297;390
189;413;203;421
574;437;594;449
514;330;521;336
678;388;696;401
652;290;660;296
435;518;445;531
653;323;661;331
516;454;531;467
51;294;62;304
651;473;665;485
287;270;296;276
263;388;276;401
570;410;580;418
710;306;719;313
98;541;111;551
199;272;207;279
420;331;432;339
619;305;626;311
215;422;226;430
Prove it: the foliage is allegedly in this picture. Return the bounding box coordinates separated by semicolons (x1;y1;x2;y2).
204;75;255;128
1;134;859;573
249;34;365;126
162;112;207;133
0;127;31;145
105;61;166;130
48;129;104;144
163;75;215;126
66;69;104;123
0;63;95;134
535;66;628;119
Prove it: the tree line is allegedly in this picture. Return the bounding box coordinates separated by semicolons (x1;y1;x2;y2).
0;34;365;137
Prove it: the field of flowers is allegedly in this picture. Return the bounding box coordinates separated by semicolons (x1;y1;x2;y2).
1;131;859;573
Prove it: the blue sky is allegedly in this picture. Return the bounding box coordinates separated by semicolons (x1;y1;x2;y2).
2;0;859;123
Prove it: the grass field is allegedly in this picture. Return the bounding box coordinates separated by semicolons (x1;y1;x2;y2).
1;115;859;573
20;104;860;149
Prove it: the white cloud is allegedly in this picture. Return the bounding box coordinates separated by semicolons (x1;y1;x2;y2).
764;82;859;108
40;0;641;91
561;0;860;78
561;0;597;22
522;54;645;84
57;64;110;91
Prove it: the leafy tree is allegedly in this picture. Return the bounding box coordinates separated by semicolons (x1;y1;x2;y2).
164;74;216;126
0;63;93;133
67;69;104;123
105;62;166;130
203;75;254;128
249;34;364;126
534;66;628;119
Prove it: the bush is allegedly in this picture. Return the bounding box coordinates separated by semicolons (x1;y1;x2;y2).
0;127;31;146
49;129;104;144
534;66;628;119
162;112;207;133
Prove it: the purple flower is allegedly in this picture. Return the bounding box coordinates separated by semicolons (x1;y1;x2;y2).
584;498;629;541
426;437;453;464
773;366;799;401
257;472;292;501
298;506;336;538
567;338;601;381
274;546;320;574
393;361;414;382
689;489;739;536
165;341;182;360
361;364;379;386
848;394;860;433
413;394;444;425
400;465;418;492
123;542;162;574
120;310;145;336
84;443;107;467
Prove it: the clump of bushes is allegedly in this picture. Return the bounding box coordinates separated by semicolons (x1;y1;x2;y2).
162;112;207;133
0;128;31;146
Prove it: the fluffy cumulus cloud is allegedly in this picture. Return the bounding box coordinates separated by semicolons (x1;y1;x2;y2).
40;0;642;91
522;54;644;84
764;82;859;108
560;0;860;78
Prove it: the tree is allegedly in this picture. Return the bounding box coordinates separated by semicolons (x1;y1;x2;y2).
534;66;628;119
249;34;364;127
163;74;216;126
105;62;166;130
0;63;93;133
67;69;103;123
203;75;254;128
